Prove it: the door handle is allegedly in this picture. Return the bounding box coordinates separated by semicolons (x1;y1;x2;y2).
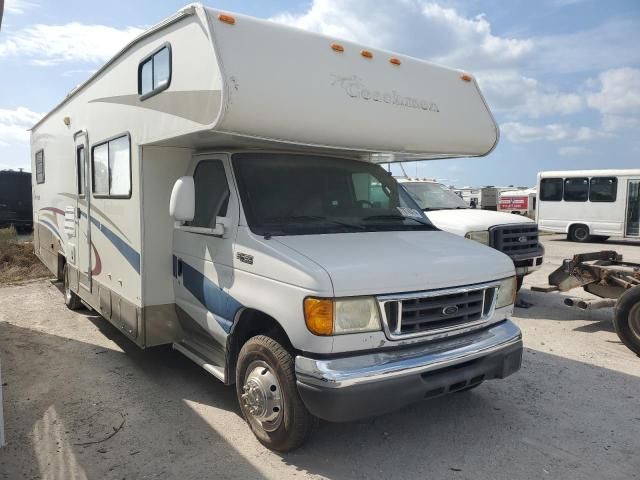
177;258;183;277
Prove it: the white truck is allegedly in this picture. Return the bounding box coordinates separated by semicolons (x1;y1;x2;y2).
30;4;522;451
400;179;543;290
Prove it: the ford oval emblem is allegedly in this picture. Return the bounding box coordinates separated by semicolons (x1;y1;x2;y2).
518;235;528;243
442;305;459;315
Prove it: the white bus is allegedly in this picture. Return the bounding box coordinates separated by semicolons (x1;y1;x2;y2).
537;169;640;242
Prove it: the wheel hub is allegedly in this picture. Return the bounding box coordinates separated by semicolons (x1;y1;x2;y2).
241;363;283;430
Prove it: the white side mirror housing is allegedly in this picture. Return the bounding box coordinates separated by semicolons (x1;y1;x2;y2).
170;176;195;222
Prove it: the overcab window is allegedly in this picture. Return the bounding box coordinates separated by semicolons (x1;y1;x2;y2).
138;44;171;99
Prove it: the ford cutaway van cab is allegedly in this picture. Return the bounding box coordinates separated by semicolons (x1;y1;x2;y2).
399;179;544;290
31;4;523;451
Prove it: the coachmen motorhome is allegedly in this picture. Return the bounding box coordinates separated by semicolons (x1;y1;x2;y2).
31;4;522;451
399;179;543;291
537;169;640;242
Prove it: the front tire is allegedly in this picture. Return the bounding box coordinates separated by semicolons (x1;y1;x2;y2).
613;286;640;356
568;224;590;243
236;335;317;451
63;263;82;310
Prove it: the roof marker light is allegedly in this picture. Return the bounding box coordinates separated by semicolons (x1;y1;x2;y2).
389;57;401;66
460;74;473;82
218;13;236;25
360;50;373;59
331;43;345;52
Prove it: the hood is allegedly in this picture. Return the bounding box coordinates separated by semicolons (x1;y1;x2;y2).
274;230;514;297
425;209;535;237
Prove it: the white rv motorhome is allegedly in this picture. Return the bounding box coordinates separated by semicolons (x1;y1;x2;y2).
31;4;522;451
537;169;640;241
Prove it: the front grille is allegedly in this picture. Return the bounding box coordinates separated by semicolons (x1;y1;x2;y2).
381;286;497;338
490;224;539;255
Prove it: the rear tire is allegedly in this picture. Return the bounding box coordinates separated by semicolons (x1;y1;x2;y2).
236;335;317;452
63;263;82;310
568;224;590;243
613;286;640;356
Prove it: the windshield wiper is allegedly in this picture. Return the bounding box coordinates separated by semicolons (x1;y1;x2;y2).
265;215;365;230
362;214;433;226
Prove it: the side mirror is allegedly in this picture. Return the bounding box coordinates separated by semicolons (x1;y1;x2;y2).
170;176;195;222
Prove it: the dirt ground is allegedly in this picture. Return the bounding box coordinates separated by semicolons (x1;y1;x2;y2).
0;234;639;480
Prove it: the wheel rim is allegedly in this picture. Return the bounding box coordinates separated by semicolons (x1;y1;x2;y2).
574;227;588;241
241;361;283;432
629;303;640;342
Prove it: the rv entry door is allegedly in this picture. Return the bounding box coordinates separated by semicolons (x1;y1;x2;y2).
75;131;92;291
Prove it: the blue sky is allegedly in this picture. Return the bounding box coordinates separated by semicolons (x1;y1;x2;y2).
1;0;638;187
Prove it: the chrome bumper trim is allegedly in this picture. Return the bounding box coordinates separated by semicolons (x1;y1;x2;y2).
296;320;522;389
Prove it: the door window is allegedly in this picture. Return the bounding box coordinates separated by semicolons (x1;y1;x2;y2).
77;146;85;195
627;180;640;236
189;160;230;228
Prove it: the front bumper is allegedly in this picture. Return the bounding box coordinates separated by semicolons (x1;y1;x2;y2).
510;245;544;277
295;320;523;422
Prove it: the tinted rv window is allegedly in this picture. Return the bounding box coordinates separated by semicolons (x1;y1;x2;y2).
92;134;131;198
35;150;45;184
564;177;589;202
138;44;171;99
589;177;617;202
540;178;563;201
77;146;85;195
190;160;230;228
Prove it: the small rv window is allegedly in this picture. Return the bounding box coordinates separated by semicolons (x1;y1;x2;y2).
77;146;85;195
589;177;617;202
92;134;131;198
564;177;589;202
540;178;563;201
138;44;171;99
35;150;45;184
190;160;230;228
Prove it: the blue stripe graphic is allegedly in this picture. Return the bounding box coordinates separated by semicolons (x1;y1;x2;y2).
180;258;242;333
80;211;141;273
39;219;62;240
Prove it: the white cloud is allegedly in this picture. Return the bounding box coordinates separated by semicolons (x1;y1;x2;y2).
0;106;43;145
0;22;144;65
5;0;37;15
587;68;640;115
558;146;591;157
501;122;607;144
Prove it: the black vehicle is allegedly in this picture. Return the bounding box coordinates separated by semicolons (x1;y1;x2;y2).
0;169;33;231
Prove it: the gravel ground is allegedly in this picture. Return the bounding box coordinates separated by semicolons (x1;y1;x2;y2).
0;234;639;480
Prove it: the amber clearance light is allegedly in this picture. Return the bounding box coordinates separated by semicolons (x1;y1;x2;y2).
360;50;373;59
218;13;236;25
460;73;473;82
331;43;345;52
389;57;401;66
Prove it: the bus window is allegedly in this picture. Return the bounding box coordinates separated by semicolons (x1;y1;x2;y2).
540;178;563;201
564;177;588;202
589;177;617;202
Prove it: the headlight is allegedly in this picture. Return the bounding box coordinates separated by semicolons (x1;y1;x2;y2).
495;277;517;309
304;297;381;336
465;230;490;245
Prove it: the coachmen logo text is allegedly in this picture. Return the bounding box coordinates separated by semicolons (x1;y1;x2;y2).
331;75;439;113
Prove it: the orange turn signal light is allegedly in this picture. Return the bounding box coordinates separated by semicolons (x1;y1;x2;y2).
304;298;334;336
331;43;345;52
360;50;373;59
460;73;473;82
218;13;236;25
389;57;401;66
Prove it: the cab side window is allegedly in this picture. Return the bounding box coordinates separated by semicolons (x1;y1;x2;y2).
190;160;230;228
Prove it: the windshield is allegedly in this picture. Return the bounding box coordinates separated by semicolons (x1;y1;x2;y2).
232;153;436;236
402;182;469;210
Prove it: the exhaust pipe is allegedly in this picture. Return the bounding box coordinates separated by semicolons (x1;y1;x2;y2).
565;298;616;310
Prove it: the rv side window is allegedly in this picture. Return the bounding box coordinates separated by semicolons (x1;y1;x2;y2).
589;177;617;202
92;134;131;198
563;177;589;202
189;160;230;228
540;178;563;201
35;150;45;184
77;146;85;195
138;44;171;99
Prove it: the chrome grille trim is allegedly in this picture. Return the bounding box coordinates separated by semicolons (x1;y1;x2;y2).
378;281;501;340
